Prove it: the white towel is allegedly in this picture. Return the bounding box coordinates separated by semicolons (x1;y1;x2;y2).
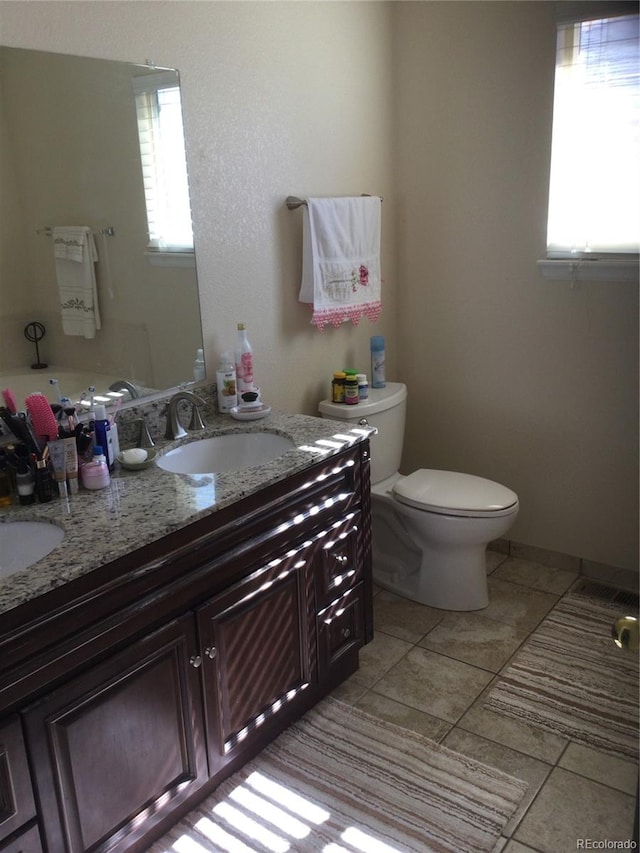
53;226;101;339
298;196;382;330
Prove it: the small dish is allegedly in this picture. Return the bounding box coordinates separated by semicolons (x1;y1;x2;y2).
117;447;158;471
230;404;271;422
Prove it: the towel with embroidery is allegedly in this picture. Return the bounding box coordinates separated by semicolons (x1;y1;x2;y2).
298;196;382;330
53;226;101;339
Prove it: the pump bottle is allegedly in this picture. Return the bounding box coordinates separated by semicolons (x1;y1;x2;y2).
235;324;254;392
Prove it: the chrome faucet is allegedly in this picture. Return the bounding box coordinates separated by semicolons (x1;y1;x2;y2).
165;391;206;440
109;379;141;399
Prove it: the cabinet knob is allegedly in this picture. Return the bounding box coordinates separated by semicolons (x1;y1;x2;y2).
189;654;202;668
341;627;351;639
204;646;217;659
334;554;348;565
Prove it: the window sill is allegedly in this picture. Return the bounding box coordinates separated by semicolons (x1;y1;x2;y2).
537;259;638;282
145;251;196;269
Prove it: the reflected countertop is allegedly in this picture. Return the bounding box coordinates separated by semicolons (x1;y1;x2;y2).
0;409;372;617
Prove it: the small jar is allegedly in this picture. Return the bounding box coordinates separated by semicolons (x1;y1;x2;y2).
331;372;346;404
16;461;35;506
356;373;369;401
344;374;359;405
81;446;111;490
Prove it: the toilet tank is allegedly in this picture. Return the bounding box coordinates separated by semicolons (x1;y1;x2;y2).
318;382;407;484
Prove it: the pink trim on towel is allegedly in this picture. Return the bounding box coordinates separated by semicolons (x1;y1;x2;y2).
311;300;382;330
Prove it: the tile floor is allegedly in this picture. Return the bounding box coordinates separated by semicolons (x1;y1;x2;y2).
331;551;639;853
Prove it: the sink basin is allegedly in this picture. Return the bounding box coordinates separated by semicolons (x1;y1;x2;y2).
0;521;65;578
157;432;295;475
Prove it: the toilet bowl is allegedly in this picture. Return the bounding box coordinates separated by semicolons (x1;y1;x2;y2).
372;471;518;610
319;382;519;611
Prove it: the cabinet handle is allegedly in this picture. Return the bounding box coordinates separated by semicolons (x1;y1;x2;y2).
334;554;348;565
341;627;351;639
189;654;202;668
204;646;217;659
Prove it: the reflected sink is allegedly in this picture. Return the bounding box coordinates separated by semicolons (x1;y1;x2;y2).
157;432;295;475
0;521;65;578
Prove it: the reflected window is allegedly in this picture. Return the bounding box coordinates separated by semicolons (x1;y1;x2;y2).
132;70;194;257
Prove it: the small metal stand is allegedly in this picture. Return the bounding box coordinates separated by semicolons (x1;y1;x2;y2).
24;321;48;369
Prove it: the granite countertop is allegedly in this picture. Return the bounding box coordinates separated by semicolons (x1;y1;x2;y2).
0;407;372;617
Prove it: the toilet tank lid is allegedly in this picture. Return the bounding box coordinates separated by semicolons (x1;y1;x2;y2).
318;382;407;419
393;469;518;513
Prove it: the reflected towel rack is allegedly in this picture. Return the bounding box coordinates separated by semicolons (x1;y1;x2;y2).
286;195;382;210
36;226;115;237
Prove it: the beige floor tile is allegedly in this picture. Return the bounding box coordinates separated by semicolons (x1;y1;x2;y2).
491;837;508;852
329;678;369;705
502;841;539;853
373;590;446;643
514;766;636;851
457;681;568;764
491;557;578;596
355;691;452;742
418;611;529;672
443;728;552;837
559;742;639;795
348;630;412;689
482;578;558;630
372;647;493;722
487;550;509;574
509;542;580;572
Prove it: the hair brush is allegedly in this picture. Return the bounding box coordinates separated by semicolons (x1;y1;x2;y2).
1;388;17;414
25;392;59;444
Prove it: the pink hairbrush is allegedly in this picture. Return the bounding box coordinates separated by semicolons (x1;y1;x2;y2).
1;388;17;414
25;392;59;442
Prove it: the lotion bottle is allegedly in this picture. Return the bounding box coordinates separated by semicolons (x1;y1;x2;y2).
215;352;237;413
235;324;254;392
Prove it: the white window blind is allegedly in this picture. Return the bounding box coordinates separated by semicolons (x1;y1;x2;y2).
546;10;640;258
132;70;194;254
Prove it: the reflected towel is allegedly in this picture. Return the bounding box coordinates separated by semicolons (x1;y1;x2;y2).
53;226;101;339
298;196;382;330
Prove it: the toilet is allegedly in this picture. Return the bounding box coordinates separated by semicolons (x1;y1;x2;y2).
318;382;519;610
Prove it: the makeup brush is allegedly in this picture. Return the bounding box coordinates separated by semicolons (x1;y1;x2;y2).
1;389;17;414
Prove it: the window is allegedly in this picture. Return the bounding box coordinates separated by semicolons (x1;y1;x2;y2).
541;4;639;280
132;70;194;263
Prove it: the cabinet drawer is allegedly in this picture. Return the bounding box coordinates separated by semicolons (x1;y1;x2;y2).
0;717;36;845
317;583;364;679
315;512;361;610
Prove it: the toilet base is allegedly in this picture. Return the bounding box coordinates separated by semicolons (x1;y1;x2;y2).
373;548;489;611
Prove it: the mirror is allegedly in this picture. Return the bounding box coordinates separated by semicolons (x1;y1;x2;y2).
0;46;204;408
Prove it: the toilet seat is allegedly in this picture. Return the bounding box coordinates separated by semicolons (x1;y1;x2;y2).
392;469;518;518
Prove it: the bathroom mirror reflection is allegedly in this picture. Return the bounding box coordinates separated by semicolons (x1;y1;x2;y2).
0;45;204;408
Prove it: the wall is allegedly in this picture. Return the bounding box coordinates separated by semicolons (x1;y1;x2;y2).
1;1;637;573
394;1;638;571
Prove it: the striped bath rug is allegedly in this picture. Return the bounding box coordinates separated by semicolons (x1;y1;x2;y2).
485;590;639;758
150;698;527;853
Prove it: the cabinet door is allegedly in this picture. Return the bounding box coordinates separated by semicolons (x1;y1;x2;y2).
198;547;314;775
0;823;43;853
22;615;207;853
0;716;36;845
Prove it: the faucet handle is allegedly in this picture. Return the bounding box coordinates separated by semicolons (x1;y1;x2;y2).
134;417;155;448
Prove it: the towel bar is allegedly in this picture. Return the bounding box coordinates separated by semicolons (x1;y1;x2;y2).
286;195;382;210
36;226;115;237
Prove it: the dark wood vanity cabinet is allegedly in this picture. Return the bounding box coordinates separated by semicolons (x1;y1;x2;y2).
0;442;372;853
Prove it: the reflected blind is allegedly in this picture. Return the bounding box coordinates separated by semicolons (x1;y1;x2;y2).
546;12;640;257
132;71;193;252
